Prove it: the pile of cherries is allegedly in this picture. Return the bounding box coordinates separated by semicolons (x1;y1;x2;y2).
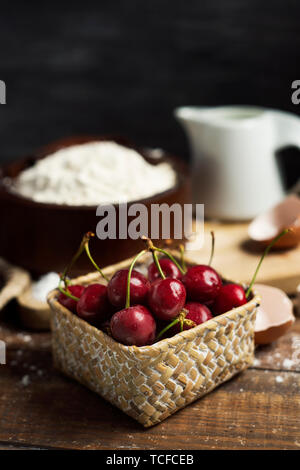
58;230;287;347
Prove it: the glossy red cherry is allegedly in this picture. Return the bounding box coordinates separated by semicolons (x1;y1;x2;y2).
110;305;156;346
107;269;150;308
148;258;182;283
172;302;213;333
76;283;109;325
213;283;247;315
148;278;186;321
185;301;212;324
58;285;85;313
183;265;222;303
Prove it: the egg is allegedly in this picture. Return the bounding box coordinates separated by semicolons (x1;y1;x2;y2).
254;283;295;345
248;195;300;249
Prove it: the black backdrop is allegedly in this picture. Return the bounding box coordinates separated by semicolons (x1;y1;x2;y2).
1;0;300;176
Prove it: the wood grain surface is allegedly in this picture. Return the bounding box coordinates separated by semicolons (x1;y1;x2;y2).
0;308;299;450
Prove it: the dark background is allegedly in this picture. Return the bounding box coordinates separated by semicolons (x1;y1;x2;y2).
1;0;300;179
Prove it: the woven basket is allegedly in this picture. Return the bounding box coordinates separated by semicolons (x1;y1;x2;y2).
48;255;260;427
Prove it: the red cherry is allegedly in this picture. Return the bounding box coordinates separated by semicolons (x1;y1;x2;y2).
148;258;182;283
76;283;109;325
110;305;156;346
58;285;85;313
148;278;186;321
172;302;213;333
107;269;150;308
183;265;222;303
185;302;212;328
213;283;247;315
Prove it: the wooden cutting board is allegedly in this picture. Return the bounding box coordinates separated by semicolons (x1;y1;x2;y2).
187;221;300;295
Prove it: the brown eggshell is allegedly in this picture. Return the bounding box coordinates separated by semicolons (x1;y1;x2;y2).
248;195;300;249
254;283;295;345
297;283;300;316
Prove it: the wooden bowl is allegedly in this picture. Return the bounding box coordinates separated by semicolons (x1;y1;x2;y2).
0;136;190;276
17;286;51;331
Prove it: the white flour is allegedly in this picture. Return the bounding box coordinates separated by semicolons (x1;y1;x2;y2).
32;272;60;302
13;141;176;206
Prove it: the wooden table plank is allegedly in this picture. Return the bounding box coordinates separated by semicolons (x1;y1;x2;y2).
0;349;299;450
253;323;300;372
0;316;299;450
0;443;49;450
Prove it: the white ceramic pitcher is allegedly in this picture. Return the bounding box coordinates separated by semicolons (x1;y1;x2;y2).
175;106;300;220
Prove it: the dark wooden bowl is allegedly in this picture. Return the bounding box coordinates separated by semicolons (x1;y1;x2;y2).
0;136;191;276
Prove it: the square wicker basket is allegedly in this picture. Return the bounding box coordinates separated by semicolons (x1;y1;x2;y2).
48;255;260;428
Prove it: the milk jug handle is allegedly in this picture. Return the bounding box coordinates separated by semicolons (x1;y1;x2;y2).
270;110;300;149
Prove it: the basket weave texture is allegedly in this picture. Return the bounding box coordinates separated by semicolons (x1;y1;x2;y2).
48;256;259;427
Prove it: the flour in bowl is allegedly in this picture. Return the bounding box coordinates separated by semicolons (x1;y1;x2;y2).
13;141;176;206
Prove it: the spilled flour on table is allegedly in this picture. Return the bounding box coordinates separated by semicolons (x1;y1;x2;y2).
282;358;294;369
253;332;300;371
275;375;284;383
20;375;30;387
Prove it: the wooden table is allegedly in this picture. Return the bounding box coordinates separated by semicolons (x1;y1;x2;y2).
0;305;299;450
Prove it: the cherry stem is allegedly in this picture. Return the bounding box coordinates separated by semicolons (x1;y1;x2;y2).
142;236;185;278
84;233;109;282
156;317;180;341
208;231;215;266
142;236;186;275
184;319;197;328
179;244;187;272
61;232;93;288
61;274;70;287
156;309;195;341
125;249;148;309
153;250;166;279
155;247;186;275
58;283;80;302
142;236;165;279
245;228;290;299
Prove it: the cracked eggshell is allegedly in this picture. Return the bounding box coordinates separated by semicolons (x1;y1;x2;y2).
254;283;295;345
297;283;300;316
248;195;300;249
